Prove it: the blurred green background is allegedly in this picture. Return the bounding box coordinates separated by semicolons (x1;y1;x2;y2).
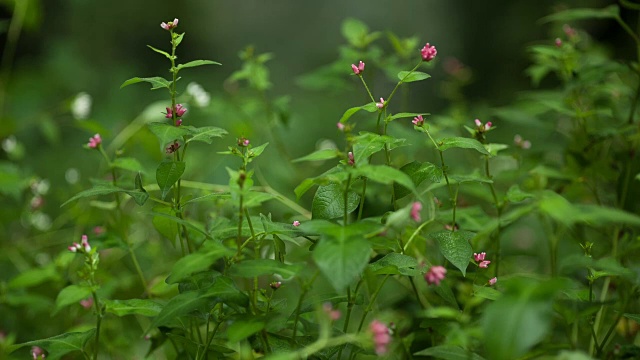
0;0;636;353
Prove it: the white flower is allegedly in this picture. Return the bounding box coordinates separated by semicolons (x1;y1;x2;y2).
71;92;92;120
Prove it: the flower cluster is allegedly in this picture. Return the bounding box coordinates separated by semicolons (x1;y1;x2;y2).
292;220;301;227
166;141;180;154
376;98;385;109
425;265;447;285
474;252;491;268
369;320;391;355
514;134;531;149
322;303;341;321
412;115;425;127
269;281;282;290
237;137;250;147
160;18;179;31
68;234;92;253
421;43;437;62
351;61;365;75
410;202;422;222
166;104;187;126
87;134;102;149
474;119;492;131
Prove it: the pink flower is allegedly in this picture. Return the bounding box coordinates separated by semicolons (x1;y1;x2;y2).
238;137;250;147
270;281;282;290
68;242;81;253
479;260;491;268
410;202;422;222
421;43;437;62
166;104;187;119
87;134;101;149
337;122;345;131
166;141;180;154
474;252;486;262
474;119;492;131
376;98;385;109
489;277;498;286
563;24;577;38
292;220;301;227
80;297;94;309
412;115;424;126
93;226;105;236
347;151;355;166
176;119;183;126
555;38;562;47
424;265;447;285
160;18;179;30
514;134;531;149
323;303;341;321
81;234;91;252
351;61;365;75
369;320;391;355
31;346;45;359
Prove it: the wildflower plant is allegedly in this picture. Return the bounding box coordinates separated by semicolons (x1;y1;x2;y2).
5;4;640;360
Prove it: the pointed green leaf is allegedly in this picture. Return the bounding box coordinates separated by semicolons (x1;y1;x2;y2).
176;60;221;71
388;112;430;121
429;230;474;276
120;76;171;90
341;18;369;48
183;126;227;144
394;161;442;199
352;132;406;165
173;32;184;46
249;142;269;158
61;184;147;207
540;4;619;23
414;345;486;360
148;122;191;147
8;329;96;360
230;259;303;279
227;318;266;343
9;266;60;289
54;285;92;314
398;71;431;83
312;183;360;219
353;164;416;194
292;149;339;163
146;45;172;59
166;243;234;284
111;157;144;173
103;299;163;317
438;137;491;155
369;253;420;276
312;230;371;292
506;185;533;203
156;161;185;200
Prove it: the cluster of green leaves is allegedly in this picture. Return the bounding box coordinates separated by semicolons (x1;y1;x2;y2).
3;4;640;360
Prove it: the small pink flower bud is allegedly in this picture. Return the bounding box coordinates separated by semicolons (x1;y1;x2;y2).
337;122;345;131
323;303;341;321
30;196;44;211
68;245;78;252
347;151;355;166
474;252;486;262
421;43;437;62
80;297;94;309
412;115;424;126
485;121;492;129
514;134;532;150
425;265;447;285
555;38;562;47
161;18;179;30
165;141;180;154
376;98;385;109
81;234;91;252
270;281;282;290
563;24;576;38
474;119;482;127
351;64;360;75
87;134;102;149
522;140;531;149
292;220;301;227
489;277;498;286
479;260;491;268
31;346;45;359
175;104;187;117
176;119;183;126
410;202;422;222
238;137;250;147
93;226;105;236
165;107;173;119
369;320;391;355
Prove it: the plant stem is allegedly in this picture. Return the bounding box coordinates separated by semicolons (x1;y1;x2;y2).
91;291;102;360
356;275;390;332
386;62;421;106
484;156;503;276
291;270;319;345
343;174;352;226
357;178;367;221
358;75;376;103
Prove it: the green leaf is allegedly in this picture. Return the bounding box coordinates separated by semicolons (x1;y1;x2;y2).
227;318;265;343
414;345;485;360
541;5;619;23
339;106;363;124
341;18;369;48
103;299;163;317
156;161;186;200
166;243;234;284
61;184;148;207
369;253;420;276
352;132;405;165
249;142;270;158
506;185;533;203
54;285;92;314
312;183;360;219
397;71;431;83
174;32;184;46
428;231;474;276
438;137;491;155
624;313;640;323
152;206;178;240
120;76;171;90
146;45;171;59
183;126;228;144
111;157;144;173
148;276;246;331
394;161;442;199
538;191;640;227
473;285;502;300
230;259;303;279
353;164;416;194
292;149;339;163
176;60;222;71
243;191;276;208
8;329;96;360
484;143;509;156
312;228;371;292
148;122;191;147
8;266;60;289
388;112;430;121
